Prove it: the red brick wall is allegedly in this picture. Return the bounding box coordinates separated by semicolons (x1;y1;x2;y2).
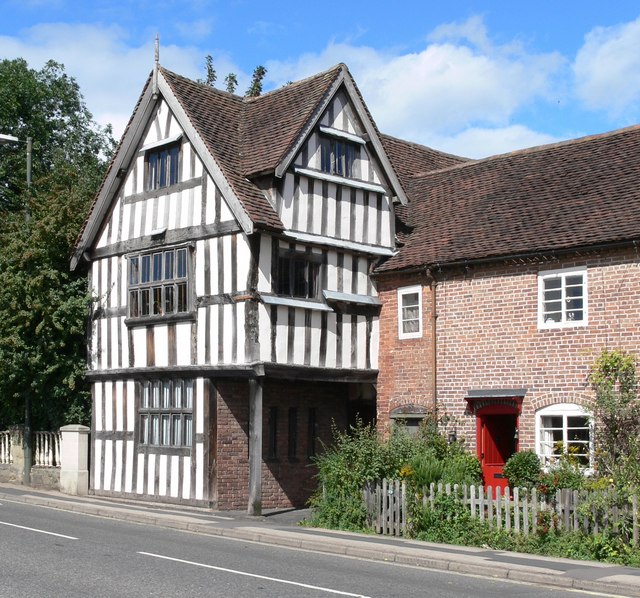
377;272;435;436
215;379;348;510
376;249;640;452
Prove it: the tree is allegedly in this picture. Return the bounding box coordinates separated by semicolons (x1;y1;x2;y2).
197;55;217;87
246;66;267;98
589;349;640;488
224;73;238;94
0;59;114;429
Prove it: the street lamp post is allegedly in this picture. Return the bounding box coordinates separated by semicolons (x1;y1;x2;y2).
0;134;32;189
0;132;33;485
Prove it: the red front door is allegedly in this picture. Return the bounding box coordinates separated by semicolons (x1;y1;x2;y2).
477;409;518;491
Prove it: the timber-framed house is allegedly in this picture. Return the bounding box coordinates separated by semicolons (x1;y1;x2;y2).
72;60;420;512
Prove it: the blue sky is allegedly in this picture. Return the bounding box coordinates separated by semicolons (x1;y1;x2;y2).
1;0;640;158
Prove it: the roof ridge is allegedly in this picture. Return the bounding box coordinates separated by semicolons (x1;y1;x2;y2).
160;66;244;102
409;123;640;181
242;63;345;104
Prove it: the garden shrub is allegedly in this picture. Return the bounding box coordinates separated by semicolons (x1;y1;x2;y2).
441;452;483;486
409;451;444;487
503;450;541;489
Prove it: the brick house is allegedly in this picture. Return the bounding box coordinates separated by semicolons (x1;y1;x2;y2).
374;126;640;488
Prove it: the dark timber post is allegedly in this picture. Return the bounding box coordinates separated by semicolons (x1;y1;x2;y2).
248;377;263;515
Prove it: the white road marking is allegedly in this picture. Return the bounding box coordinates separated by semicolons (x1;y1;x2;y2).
0;520;78;540
138;551;371;597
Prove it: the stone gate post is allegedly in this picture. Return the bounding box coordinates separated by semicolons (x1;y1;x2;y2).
59;424;90;495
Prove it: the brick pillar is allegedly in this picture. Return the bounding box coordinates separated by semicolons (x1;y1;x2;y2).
59;424;90;495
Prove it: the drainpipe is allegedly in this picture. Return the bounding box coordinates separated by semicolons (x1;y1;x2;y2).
427;269;437;416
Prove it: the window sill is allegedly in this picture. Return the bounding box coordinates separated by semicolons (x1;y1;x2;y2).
538;321;588;331
294;167;387;195
138;445;191;456
259;294;333;312
125;312;196;327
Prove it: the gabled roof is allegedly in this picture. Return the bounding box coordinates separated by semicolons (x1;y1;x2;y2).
377;124;640;273
73;63;409;268
380;133;470;190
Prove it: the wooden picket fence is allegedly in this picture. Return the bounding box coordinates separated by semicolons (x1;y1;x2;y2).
363;479;639;544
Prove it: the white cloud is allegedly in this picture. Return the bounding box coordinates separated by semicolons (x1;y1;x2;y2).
425;125;562;159
0;23;246;139
266;18;566;156
574;17;640;120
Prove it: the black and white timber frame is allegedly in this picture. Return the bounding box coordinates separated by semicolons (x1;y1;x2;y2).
72;63;407;513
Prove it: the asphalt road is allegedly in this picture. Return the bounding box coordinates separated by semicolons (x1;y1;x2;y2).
0;498;616;597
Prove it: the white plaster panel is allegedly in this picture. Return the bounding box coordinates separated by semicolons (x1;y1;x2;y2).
294;309;305;365
195;443;204;500
170;455;180;497
132;327;147;368
136;453;145;494
94;383;103;432
103;439;113;491
175;322;191;366
104;381;113;430
182;456;191;499
158;454;167;496
124;440;134;492
154;324;169;367
115;380;124;431
341;314;352;369
257;235;271;293
114;440;123;492
93;440;102;490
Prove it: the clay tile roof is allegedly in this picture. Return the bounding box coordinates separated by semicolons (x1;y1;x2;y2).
241;64;344;176
380;134;471;189
377;125;640;273
160;68;283;231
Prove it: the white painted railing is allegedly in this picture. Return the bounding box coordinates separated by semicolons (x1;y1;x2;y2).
0;431;11;464
33;431;61;467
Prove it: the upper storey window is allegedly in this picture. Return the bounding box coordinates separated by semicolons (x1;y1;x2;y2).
320;135;357;178
128;246;190;319
538;267;587;329
145;141;180;191
398;285;422;339
276;250;321;299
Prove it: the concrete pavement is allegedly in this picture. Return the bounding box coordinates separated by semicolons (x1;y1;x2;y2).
1;482;639;597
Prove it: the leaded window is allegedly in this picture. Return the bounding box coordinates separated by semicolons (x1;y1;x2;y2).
145;142;180;191
138;379;193;447
128;246;190;319
320;135;358;178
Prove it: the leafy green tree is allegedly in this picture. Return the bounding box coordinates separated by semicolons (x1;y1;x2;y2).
246;66;267;97
224;73;238;94
197;55;217;87
589;349;640;488
0;58;114;429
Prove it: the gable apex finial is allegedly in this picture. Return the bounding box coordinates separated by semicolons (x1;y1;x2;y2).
152;34;160;99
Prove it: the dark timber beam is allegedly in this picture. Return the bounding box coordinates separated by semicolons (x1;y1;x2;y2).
248;377;263;516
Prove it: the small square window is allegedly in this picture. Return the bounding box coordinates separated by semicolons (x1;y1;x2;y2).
538;268;587;329
398;285;422;339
